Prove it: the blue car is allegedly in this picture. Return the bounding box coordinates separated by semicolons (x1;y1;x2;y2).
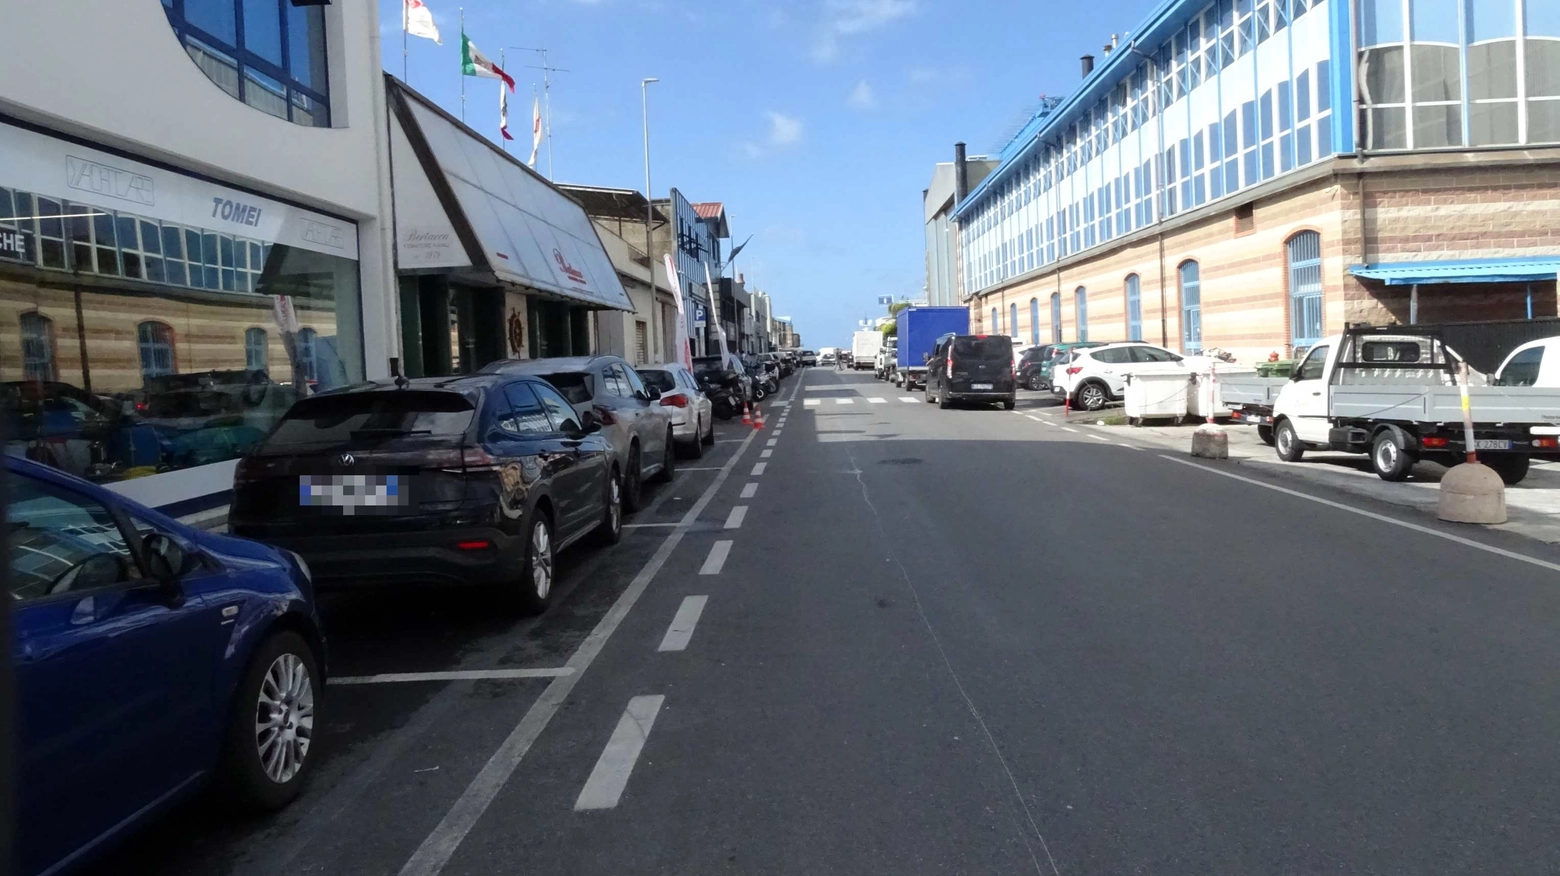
9;456;327;876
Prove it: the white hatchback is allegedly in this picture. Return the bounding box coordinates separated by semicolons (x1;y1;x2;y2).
1052;342;1198;411
636;363;715;457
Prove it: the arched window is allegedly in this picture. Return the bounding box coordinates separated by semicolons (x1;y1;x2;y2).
161;0;330;127
245;327;268;370
1050;292;1062;343
1179;261;1202;353
1029;298;1040;346
1125;274;1143;342
19;312;56;382
1287;232;1323;352
1009;303;1018;339
1074;287;1088;342
297;327;318;384
138;321;177;379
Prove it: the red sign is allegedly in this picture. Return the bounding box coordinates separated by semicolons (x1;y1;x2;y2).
553;248;587;285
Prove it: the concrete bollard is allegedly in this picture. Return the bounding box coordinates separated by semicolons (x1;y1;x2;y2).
1190;422;1229;459
1438;462;1507;524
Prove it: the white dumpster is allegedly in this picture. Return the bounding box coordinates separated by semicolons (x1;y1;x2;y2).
1123;368;1189;424
1188;367;1254;419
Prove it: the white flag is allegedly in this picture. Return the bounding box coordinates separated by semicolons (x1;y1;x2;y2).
529;94;543;168
705;264;731;369
403;0;441;44
664;254;692;370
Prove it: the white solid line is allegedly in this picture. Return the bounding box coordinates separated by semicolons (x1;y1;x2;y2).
1061;427;1079;433
751;462;767;476
392;372;798;876
574;695;666;811
1158;455;1560;575
804;399;821;407
760;449;773;458
657;596;709;652
716;439;744;444
899;397;919;403
766;438;778;447
835;398;854;405
1118;444;1144;451
740;482;758;499
1088;433;1111;442
868;397;888;404
679;467;722;472
623;523;678;529
1025;415;1046;423
331;668;574;685
724;506;748;529
700;540;733;575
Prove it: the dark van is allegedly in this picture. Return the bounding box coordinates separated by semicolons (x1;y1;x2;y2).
924;334;1016;410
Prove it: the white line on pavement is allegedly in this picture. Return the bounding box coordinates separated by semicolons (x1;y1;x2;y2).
679;467;723;472
1118;444;1144;451
700;540;733;574
574;695;666;811
760;449;773;459
740;482;758;499
331;669;574;685
766;438;777;447
835;398;854;405
899;397;919;403
1025;415;1046;423
717;439;744;444
1088;434;1111;442
804;399;821;407
623;523;678;529
868;397;888;404
657;595;708;653
392;367;802;876
1061;427;1079;433
774;430;784;436
724;506;747;529
1159;455;1560;575
751;462;767;476
771;400;790;407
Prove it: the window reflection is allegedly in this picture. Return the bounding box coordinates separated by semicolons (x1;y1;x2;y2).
163;0;329;127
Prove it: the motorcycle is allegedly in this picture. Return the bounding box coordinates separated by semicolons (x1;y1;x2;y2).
700;376;745;420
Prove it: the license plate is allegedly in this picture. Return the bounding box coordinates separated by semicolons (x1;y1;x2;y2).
1476;439;1512;451
300;474;406;516
971;383;993;390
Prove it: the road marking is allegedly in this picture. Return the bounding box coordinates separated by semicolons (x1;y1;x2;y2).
574;695;666;811
774;430;784;436
835;398;854;405
1025;415;1046;423
392;369;800;876
623;523;678;529
1061;427;1079;433
771;400;790;407
716;439;744;444
760;449;773;458
766;438;778;447
740;482;758;499
1088;433;1111;442
804;399;821;407
1118;444;1144;451
679;467;723;472
657;595;708;652
724;506;748;529
899;397;919;403
751;462;767;476
868;397;888;404
700;540;733;574
1159;455;1560;575
331;668;574;685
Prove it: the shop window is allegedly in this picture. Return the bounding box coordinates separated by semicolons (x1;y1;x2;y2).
246;327;268;370
1125;275;1143;342
162;0;330;127
1075;287;1088;343
138;322;177;380
1288;232;1324;349
1180;261;1202;353
20;313;57;382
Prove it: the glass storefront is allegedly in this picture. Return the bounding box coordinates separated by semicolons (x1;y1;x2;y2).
0;132;363;489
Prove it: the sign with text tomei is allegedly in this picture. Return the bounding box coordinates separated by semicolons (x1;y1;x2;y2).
0;121;358;259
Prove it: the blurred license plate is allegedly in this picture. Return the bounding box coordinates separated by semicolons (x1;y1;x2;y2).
971;383;993;390
299;474;406;516
1476;440;1512;451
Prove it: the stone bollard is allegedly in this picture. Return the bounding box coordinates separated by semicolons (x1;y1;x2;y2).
1438;462;1507;524
1190;422;1229;459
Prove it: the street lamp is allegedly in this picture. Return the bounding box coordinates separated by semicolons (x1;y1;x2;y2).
641;77;660;359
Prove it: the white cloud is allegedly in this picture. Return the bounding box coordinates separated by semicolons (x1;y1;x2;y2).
741;111;804;158
812;0;917;63
848;80;877;110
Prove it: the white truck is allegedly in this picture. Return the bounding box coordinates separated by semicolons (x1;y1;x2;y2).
1264;326;1560;483
852;331;883;371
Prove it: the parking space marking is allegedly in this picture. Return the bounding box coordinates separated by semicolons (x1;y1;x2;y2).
574;695;666;811
1088;434;1111;442
868;397;888;404
741;482;758;499
657;595;709;652
700;540;733;575
804;399;821;407
724;506;748;529
331;668;574;685
835;398;855;405
751;462;767;476
760;449;773;459
1061;427;1079;433
766;438;778;447
899;397;919;403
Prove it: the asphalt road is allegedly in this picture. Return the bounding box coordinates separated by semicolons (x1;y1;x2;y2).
94;366;1560;875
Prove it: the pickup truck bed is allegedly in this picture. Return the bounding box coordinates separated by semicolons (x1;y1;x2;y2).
1329;386;1560;425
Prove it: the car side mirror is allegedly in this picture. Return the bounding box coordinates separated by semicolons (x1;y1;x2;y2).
923;353;932;363
142;533;187;605
645;387;662;401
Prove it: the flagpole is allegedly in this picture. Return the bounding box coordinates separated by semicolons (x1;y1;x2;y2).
499;50;507;152
459;7;466;123
402;0;408;81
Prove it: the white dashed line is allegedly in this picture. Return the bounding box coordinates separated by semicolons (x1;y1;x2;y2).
766;439;778;447
751;462;767;476
700;540;733;575
657;595;709;652
740;482;758;499
804;400;821;407
1118;444;1143;451
1061;427;1079;433
331;668;574;685
899;397;919;403
724;506;748;529
760;449;773;458
868;397;888;404
1088;433;1111;442
1025;415;1046;423
574;695;665;811
835;398;854;405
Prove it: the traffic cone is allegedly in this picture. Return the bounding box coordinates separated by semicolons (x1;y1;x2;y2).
754;407;765;430
741;404;752;426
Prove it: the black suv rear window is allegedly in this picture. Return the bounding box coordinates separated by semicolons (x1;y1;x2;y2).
952;336;1013;360
263;391;475;450
542;373;594;405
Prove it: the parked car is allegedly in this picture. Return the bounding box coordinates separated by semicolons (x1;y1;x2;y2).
638;363;716;457
924;334;1017;409
875;343;898;380
231;374;622;611
1495;336;1560;387
820;350;837;366
483;356;675;512
1052;342;1198;411
12;455;326;876
800;350;818;366
1017;342;1105;391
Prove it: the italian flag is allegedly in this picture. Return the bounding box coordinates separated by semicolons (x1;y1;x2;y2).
461;32;514;91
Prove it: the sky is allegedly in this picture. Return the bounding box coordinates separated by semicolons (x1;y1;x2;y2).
380;0;1160;349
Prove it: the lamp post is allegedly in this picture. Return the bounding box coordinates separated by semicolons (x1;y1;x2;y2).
642;77;661;360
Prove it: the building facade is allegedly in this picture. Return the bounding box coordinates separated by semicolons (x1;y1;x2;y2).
959;0;1560;363
654;190;721;357
924;148;999;306
0;0;396;516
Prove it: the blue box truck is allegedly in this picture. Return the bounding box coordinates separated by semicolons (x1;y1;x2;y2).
895;306;969;391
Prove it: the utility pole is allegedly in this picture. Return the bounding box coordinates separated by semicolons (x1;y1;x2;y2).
515;47;568;179
642;77;660;359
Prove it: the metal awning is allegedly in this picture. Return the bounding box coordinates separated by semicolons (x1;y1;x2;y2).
1350;258;1560;286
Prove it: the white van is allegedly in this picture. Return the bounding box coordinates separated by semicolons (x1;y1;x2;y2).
1495;336;1560;387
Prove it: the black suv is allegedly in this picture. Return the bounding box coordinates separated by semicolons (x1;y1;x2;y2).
230;374;620;613
924;334;1016;410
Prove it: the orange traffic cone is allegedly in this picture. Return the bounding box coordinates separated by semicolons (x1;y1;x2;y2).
753;407;765;430
741;404;752;426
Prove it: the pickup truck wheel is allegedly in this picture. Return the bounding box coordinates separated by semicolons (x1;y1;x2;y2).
1274;420;1305;462
1257;424;1275;446
1487;454;1531;486
1371;430;1416;481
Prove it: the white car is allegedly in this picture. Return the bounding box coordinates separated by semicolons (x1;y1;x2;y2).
636;363;715;458
1052;342;1199;411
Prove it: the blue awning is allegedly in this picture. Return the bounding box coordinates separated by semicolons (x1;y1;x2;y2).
1350;258;1560;286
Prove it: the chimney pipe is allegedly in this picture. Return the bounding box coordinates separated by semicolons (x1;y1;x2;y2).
1081;54;1095;78
954;142;969;204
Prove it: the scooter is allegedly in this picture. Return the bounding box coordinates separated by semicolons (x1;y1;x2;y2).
701;377;744;420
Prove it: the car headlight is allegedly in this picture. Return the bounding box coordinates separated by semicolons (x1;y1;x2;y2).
286;549;313;584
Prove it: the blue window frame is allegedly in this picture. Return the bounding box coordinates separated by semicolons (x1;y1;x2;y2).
245;327;268;370
1075;287;1089;342
1030;298;1040;346
1288;231;1323;350
138;321;176;380
20;312;55;382
1050;292;1063;343
1125;275;1143;342
1180;262;1202;353
162;0;329;127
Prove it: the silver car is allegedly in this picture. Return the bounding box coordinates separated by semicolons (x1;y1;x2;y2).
636;364;715;458
482;356;674;511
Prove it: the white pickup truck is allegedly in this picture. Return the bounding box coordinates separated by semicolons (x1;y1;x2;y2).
1266;327;1560;483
